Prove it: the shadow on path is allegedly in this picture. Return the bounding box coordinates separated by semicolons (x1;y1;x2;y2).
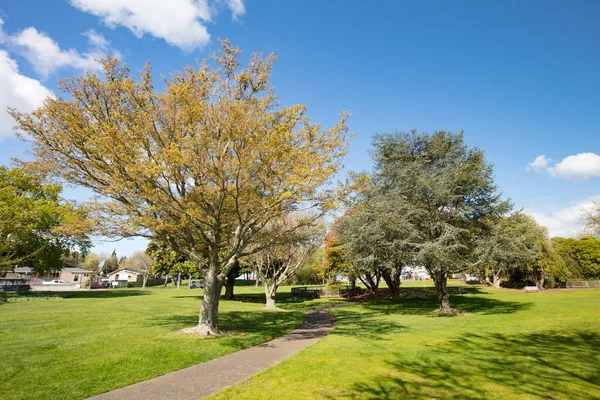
89;307;336;400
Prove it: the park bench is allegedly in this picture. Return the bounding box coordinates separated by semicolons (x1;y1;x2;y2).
524;286;539;293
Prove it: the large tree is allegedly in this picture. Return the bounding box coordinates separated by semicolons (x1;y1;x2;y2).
337;201;409;299
10;41;350;334
246;215;323;309
0;165;89;272
370;131;510;312
553;236;600;280
474;213;542;288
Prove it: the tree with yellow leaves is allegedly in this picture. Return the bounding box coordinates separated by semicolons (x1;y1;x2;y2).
10;40;350;334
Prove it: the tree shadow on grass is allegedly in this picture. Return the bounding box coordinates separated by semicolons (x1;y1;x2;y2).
331;308;408;340
359;289;533;317
174;291;305;305
147;309;306;347
338;330;600;399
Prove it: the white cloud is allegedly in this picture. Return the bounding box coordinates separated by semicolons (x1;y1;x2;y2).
527;155;551;172
527;152;600;181
1;17;120;78
525;195;600;238
82;29;112;53
550;153;600;181
226;0;246;20
0;50;53;139
8;27;119;78
11;28;99;77
69;0;245;50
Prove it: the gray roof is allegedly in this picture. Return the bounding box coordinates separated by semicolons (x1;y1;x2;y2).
13;267;91;274
62;268;92;273
107;268;145;276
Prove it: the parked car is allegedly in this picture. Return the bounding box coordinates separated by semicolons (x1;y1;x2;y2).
42;280;67;285
189;280;204;289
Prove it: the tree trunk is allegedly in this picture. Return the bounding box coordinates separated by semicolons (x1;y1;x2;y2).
492;270;502;288
264;281;277;309
359;275;375;294
142;274;148;288
536;267;546;290
224;276;235;299
381;269;401;300
433;273;452;313
190;266;223;335
349;277;356;290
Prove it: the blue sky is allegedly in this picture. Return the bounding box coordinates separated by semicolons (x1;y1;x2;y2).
0;0;599;256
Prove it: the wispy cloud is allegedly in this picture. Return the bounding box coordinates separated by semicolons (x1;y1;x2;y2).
525;195;600;238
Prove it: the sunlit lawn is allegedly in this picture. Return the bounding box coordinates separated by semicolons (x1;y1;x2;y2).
0;284;314;400
210;286;600;400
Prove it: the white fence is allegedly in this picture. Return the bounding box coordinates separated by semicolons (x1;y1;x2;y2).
30;284;82;292
566;280;600;288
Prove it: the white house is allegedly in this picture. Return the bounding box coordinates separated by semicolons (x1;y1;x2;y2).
106;268;145;283
12;267;91;285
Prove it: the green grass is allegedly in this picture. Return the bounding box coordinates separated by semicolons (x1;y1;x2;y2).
3;283;599;400
0;285;318;400
209;287;600;400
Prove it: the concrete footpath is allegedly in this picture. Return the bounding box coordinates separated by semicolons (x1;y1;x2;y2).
89;307;336;400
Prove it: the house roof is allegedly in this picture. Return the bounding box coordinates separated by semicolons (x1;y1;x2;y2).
13;267;91;274
62;268;92;273
106;268;145;276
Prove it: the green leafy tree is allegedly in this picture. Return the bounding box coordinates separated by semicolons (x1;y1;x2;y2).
145;241;199;286
0;165;89;273
570;236;600;279
102;250;119;275
369;130;510;312
295;248;324;284
81;253;105;274
322;229;349;285
246;215;324;309
62;251;87;268
527;228;569;288
337;201;409;299
475;213;542;288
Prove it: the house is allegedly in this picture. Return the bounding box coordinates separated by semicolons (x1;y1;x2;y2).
12;267;92;285
106;268;145;283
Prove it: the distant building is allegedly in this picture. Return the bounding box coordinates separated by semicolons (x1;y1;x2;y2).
106;268;145;283
12;267;92;285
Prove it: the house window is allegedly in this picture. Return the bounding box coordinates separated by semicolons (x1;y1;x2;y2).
74;274;79;281
128;275;131;279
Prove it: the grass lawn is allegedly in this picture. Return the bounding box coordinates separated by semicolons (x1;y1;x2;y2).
0;285;320;400
209;286;600;400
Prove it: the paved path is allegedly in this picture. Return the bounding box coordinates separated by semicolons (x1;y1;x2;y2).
89;307;336;400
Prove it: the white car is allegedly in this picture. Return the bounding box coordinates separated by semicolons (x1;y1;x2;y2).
42;280;67;285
